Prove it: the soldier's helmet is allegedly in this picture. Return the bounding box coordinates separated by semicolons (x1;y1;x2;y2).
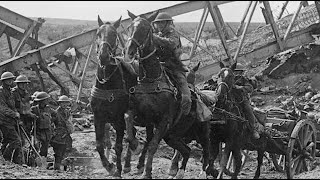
14;75;31;83
0;72;16;81
31;91;40;99
58;95;71;102
152;12;173;22
34;91;50;102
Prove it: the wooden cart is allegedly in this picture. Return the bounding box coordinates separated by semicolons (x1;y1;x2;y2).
225;109;318;179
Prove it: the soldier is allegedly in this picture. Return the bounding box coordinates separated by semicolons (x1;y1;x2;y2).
50;95;74;170
152;12;192;115
12;75;37;140
0;71;23;164
233;67;261;139
31;91;55;158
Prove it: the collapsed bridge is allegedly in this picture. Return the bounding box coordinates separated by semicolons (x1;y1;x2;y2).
0;1;320;99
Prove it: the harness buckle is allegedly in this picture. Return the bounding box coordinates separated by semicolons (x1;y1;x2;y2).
108;93;115;102
129;87;135;94
155;84;162;93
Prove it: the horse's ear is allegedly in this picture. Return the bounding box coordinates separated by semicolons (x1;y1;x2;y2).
219;61;225;69
231;63;237;71
113;16;122;29
127;10;137;20
192;62;201;72
98;15;104;27
146;10;159;23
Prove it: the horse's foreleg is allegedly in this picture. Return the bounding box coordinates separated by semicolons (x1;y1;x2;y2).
206;141;220;178
142;119;168;179
94;117;114;173
104;123;112;161
218;143;232;179
254;149;264;179
198;123;210;178
113;125;125;177
136;124;153;175
232;149;242;179
168;150;180;177
124;110;139;152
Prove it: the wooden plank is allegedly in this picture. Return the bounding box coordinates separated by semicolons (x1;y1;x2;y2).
214;6;230;40
207;1;231;61
119;1;233;30
0;5;41;30
190;7;209;59
194;22;320;85
266;117;296;124
236;1;252;36
277;1;289;20
283;1;303;43
49;61;81;84
5;33;13;56
233;1;258;64
0;28;97;73
315;1;320;18
12;21;38;57
263;1;284;51
76;44;94;102
0;23;6;37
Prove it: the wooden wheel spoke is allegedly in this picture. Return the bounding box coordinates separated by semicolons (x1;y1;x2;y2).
295;138;304;152
292;155;302;173
304;130;314;147
301;158;308;172
303;125;309;144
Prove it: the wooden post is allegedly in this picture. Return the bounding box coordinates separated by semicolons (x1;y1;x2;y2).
0;24;6;37
214;5;230;40
283;1;303;43
190;6;209;59
314;1;320;19
5;33;13;56
277;1;289;20
261;7;270;25
31;63;45;91
207;1;231;60
76;43;94;102
263;1;284;51
233;1;258;64
12;21;38;57
236;1;252;36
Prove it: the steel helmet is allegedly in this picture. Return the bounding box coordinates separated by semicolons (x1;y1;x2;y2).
14;75;31;83
31;91;40;98
153;12;173;22
34;91;50;101
58;95;71;102
0;72;16;81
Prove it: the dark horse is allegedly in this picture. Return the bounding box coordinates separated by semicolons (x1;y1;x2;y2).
123;11;210;179
204;62;249;179
90;15;141;177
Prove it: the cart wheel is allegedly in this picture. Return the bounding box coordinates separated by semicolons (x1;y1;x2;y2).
224;149;249;176
270;153;285;172
286;119;317;179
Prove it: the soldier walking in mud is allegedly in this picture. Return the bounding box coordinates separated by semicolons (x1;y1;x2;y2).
31;92;55;159
50;95;74;170
0;71;24;164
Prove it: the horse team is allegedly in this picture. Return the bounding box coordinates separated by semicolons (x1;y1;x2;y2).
90;10;264;179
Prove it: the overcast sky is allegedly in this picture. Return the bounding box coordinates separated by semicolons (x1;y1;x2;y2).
1;1;314;22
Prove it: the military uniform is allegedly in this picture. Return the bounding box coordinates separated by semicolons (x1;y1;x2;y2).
153;26;192;115
0;85;23;164
234;74;260;138
12;87;36;139
50;106;73;170
31;104;55;157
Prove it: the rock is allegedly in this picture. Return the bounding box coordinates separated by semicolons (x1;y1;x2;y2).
305;92;313;100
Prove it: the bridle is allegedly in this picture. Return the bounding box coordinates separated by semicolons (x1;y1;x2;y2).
95;25;126;90
127;17;161;83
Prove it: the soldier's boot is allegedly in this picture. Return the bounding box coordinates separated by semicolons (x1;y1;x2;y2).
54;156;62;170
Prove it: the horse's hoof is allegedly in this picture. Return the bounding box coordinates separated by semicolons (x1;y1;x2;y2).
131;142;144;155
173;169;184;179
198;170;206;179
123;166;131;173
206;175;214;179
112;170;122;178
140;172;152;179
167;168;178;176
106;163;116;175
167;175;174;179
135;167;144;175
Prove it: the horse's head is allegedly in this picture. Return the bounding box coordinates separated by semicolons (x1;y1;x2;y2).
96;15;122;66
186;62;200;86
217;61;237;91
123;10;159;63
